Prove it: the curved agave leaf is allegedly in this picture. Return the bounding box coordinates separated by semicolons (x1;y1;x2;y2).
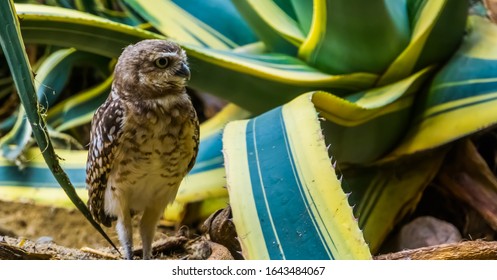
410;0;467;74
200;103;251;139
224;93;371;260
288;0;313;34
176;105;251;204
176;133;227;202
123;0;254;49
0;48;109;161
220;66;444;256
25;0;144;25
0;106;30;162
16;3;379;114
299;0;410;75
0;148;88;187
378;0;468;85
74;0;144;26
0;115;16;135
17;4;158;57
316;67;433;164
0;185;88;208
235;0;305;46
170;0;258;46
185;45;378;113
46;75;112;132
342;149;447;253
231;0;298;54
386;16;497;159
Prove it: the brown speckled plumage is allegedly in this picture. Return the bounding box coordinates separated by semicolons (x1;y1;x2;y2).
86;39;199;259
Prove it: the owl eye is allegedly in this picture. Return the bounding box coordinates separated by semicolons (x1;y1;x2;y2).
154;57;169;68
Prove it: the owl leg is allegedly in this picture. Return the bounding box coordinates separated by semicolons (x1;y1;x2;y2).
139;206;163;260
116;208;133;260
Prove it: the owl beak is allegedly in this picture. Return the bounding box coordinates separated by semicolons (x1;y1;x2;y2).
176;62;191;80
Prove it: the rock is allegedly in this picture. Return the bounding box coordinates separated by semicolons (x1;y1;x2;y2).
397;216;462;250
36;236;54;245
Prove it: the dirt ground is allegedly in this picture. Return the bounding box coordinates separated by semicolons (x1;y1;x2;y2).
0;199;232;260
0;199;121;249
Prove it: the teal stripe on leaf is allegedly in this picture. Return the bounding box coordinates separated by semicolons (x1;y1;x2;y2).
171;0;258;46
0;115;16;133
0;48;109;161
189;132;224;175
0;165;86;188
431;57;497;83
246;107;333;260
47;76;112;131
423;57;497;109
428;81;497;111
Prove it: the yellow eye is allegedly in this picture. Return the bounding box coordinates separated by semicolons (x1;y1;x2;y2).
154;57;169;68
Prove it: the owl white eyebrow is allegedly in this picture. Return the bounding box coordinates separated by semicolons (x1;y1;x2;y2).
160;52;177;57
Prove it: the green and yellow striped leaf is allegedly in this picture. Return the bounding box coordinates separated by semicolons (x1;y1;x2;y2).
288;0;313;35
176;103;250;202
46;75;113;132
299;0;410;75
224;93;371;260
387;16;497;159
235;0;305;47
17;4;158;57
123;0;246;50
0;48;109;161
378;0;468;85
185;45;378;113
231;0;298;54
315;66;433;164
74;0;144;26
15;3;378;114
342;149;447;253
169;0;258;46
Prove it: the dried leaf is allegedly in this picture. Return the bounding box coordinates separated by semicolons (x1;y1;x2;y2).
376;240;497;260
436;139;497;231
202;206;243;259
484;0;497;22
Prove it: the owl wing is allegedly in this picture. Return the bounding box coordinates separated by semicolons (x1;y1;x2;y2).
186;106;200;173
86;95;125;227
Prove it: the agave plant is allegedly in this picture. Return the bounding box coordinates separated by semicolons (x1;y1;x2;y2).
1;0;497;260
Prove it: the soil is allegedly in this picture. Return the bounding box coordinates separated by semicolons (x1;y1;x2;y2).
0;200;120;249
0;199;227;260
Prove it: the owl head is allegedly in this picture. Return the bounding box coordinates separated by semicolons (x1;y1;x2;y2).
113;39;190;99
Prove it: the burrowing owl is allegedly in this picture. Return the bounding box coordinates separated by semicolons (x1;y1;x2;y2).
86;39;199;260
